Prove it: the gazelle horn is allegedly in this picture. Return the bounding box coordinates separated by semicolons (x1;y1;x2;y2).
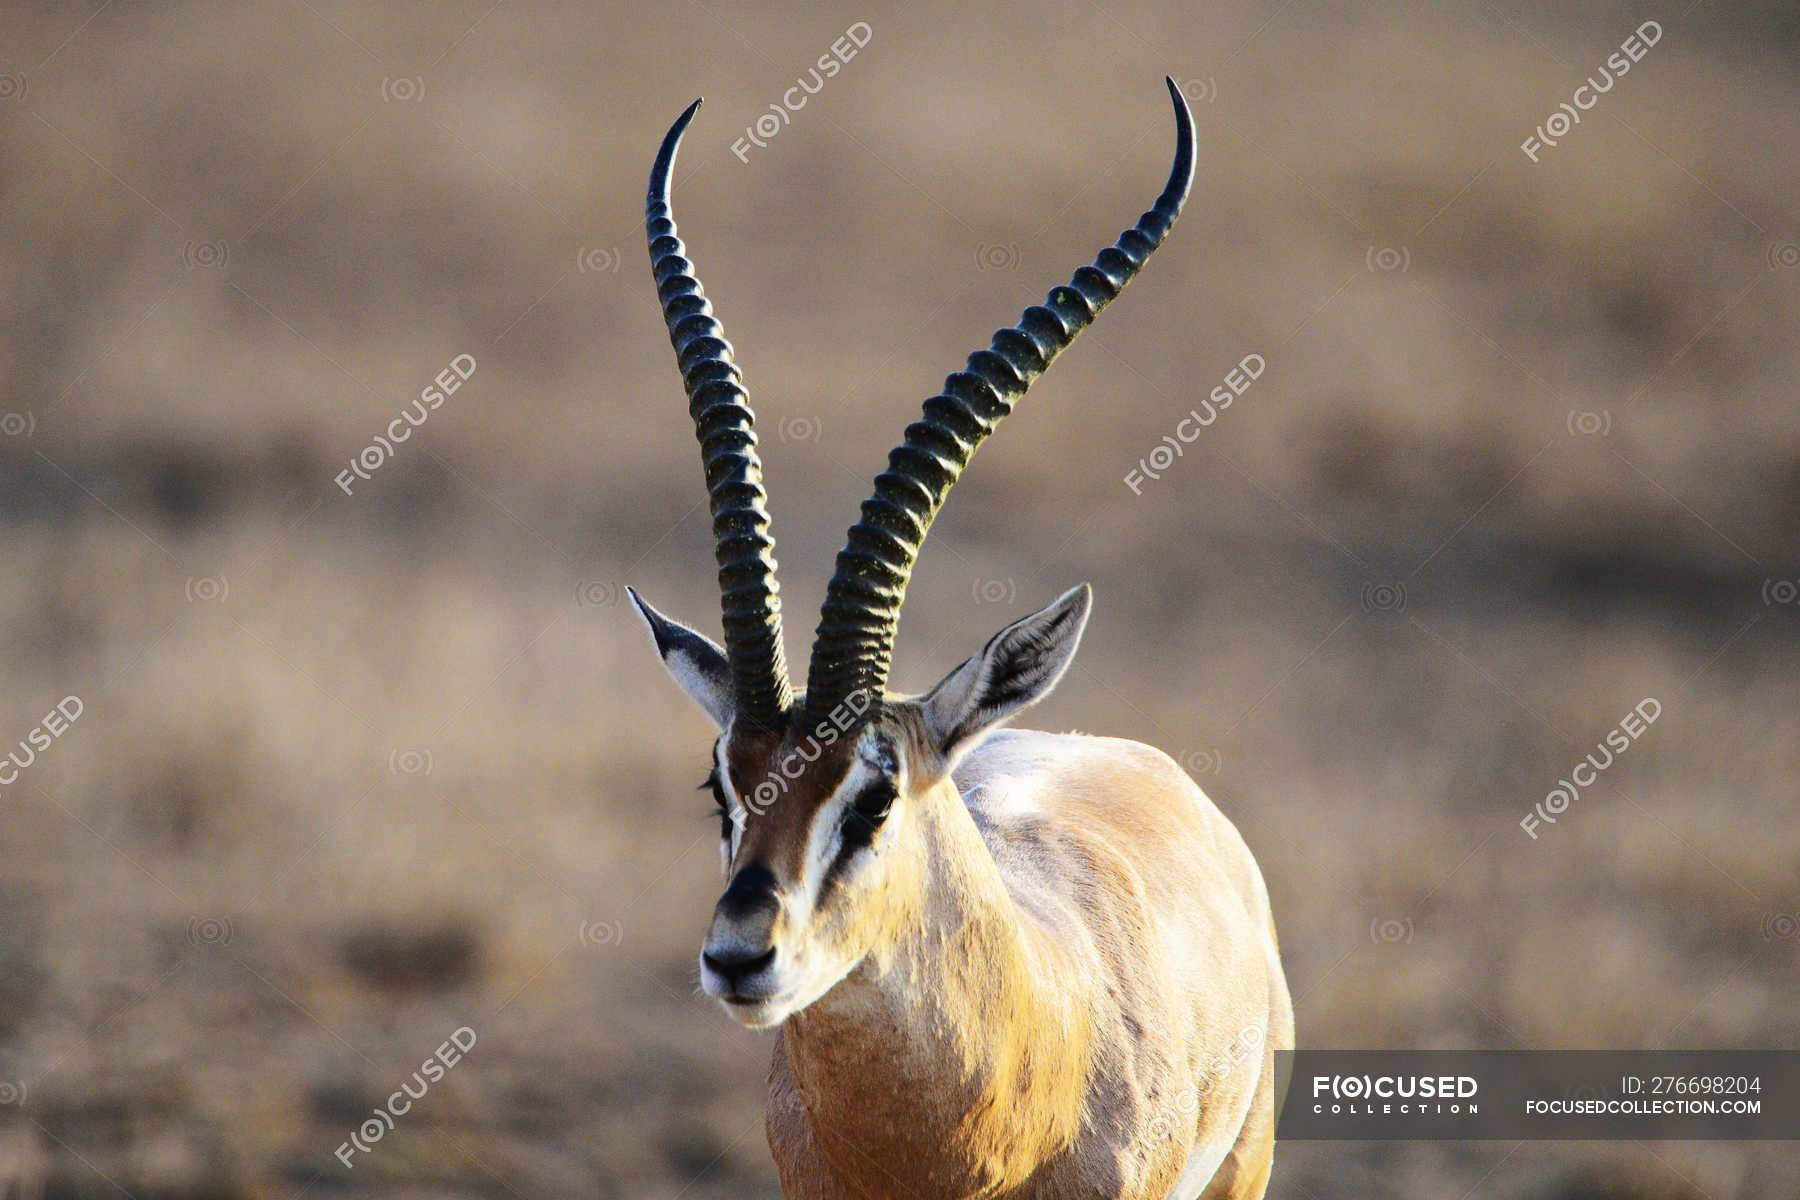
647;99;793;730
805;79;1196;723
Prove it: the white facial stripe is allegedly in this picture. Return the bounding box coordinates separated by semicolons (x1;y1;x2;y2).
713;737;744;869
798;729;893;905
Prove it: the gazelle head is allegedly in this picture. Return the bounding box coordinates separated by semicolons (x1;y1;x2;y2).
629;82;1194;1028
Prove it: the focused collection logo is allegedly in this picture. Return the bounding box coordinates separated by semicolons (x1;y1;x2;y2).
1310;1073;1479;1116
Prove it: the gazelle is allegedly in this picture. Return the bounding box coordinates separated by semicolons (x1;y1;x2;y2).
628;80;1292;1200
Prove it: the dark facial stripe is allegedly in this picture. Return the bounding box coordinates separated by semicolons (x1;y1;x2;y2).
822;780;895;890
701;768;732;839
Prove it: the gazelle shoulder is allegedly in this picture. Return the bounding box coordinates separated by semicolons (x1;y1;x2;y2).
952;727;1204;813
953;727;1270;919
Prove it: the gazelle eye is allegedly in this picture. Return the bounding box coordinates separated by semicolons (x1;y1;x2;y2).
701;771;732;840
848;781;896;829
832;780;897;871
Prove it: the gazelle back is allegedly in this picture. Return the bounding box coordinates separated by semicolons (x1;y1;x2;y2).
629;79;1293;1200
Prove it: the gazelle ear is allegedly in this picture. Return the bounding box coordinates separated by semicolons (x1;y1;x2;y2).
628;587;734;730
920;584;1092;764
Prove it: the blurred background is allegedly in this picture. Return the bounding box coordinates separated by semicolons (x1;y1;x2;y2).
1;1;1797;1196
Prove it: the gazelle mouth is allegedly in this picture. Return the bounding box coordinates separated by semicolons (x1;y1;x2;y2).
712;978;781;1004
701;960;785;1007
716;990;793;1028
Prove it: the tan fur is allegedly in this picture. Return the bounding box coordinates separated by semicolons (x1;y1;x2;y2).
740;720;1292;1200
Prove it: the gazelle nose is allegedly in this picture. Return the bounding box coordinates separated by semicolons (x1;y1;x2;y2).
703;863;783;994
702;943;776;986
718;862;780;920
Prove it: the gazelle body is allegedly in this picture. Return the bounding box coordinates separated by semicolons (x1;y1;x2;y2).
630;80;1292;1199
763;721;1291;1200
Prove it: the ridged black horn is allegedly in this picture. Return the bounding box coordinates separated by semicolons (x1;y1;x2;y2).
648;99;793;730
805;79;1195;723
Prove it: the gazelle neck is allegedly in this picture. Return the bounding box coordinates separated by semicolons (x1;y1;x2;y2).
779;774;1093;1195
